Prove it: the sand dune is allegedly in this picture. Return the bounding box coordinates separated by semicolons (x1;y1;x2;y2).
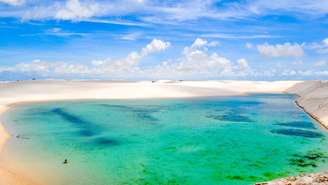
287;81;328;129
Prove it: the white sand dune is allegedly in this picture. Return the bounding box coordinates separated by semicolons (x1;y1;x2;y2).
0;80;326;185
286;81;328;129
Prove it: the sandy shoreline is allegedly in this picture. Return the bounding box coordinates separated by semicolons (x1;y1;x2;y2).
0;105;38;185
0;108;9;151
1;80;326;185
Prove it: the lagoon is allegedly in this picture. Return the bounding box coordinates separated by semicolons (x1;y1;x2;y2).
2;94;328;185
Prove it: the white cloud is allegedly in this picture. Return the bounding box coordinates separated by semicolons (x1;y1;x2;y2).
146;38;249;78
0;39;171;78
89;39;171;74
55;0;101;20
191;38;207;48
188;38;219;48
249;0;328;17
2;0;328;23
2;36;328;80
309;38;328;54
120;32;143;41
179;39;232;74
0;0;24;6
141;39;171;56
257;42;304;57
82;18;147;26
1;38;253;79
184;38;219;53
45;27;87;37
14;59;90;76
236;58;250;72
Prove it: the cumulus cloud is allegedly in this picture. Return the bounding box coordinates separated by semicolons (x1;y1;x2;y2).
88;39;171;74
236;58;250;72
188;38;219;49
179;39;232;74
257;42;304;57
1;38;252;79
145;38;250;78
141;39;171;56
0;39;171;78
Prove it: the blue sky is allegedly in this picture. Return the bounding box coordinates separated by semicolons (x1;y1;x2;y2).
1;0;328;80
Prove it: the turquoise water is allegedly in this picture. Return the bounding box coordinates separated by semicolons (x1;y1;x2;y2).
2;94;328;185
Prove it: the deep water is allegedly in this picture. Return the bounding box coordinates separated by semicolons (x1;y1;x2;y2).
2;94;328;185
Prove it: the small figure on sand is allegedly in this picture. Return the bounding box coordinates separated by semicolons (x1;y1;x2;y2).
63;159;68;164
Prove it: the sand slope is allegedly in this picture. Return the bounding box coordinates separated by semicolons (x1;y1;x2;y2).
287;81;328;128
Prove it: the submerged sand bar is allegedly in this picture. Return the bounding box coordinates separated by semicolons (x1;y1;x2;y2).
0;80;327;185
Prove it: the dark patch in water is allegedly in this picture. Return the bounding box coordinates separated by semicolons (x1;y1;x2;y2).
226;175;244;180
94;137;120;146
225;175;260;181
262;172;288;180
52;108;88;125
274;121;315;129
51;108;101;137
99;104;159;123
79;129;97;137
139;113;158;122
289;150;328;168
271;129;323;138
133;110;159;122
207;113;253;122
248;160;265;168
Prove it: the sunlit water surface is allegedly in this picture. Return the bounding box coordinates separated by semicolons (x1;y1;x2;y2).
2;94;328;185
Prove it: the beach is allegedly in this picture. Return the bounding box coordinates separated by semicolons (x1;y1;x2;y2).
0;80;327;185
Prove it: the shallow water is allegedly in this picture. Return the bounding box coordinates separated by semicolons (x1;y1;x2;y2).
2;94;328;185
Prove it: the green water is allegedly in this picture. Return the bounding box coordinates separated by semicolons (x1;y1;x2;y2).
2;94;328;185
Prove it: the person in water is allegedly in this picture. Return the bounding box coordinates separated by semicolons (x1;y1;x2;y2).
63;159;68;164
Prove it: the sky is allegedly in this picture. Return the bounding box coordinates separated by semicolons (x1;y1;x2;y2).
0;0;328;80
